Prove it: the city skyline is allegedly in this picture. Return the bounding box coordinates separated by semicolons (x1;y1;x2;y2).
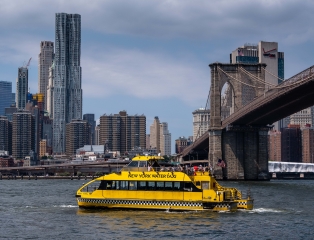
1;1;314;153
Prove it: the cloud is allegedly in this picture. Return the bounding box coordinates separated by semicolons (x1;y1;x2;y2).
0;35;41;65
82;46;209;106
1;0;314;100
1;0;314;42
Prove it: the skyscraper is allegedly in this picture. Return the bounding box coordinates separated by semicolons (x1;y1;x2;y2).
11;93;15;106
0;116;11;153
231;41;284;86
0;81;12;115
12;110;34;160
50;13;82;154
65;119;90;157
99;111;146;153
16;67;28;109
94;125;100;145
268;130;281;161
302;126;314;163
149;116;171;156
38;41;54;107
192;108;210;142
160;122;171;156
150;117;160;151
281;124;302;162
83;113;96;145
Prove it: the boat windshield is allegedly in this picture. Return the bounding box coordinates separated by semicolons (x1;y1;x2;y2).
80;180;102;193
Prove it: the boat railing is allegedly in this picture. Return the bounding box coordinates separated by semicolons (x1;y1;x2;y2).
214;180;243;200
121;166;211;176
241;189;252;200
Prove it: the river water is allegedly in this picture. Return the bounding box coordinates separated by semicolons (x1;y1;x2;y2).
0;179;313;240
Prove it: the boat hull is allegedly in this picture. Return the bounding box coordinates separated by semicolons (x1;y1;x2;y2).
77;198;237;211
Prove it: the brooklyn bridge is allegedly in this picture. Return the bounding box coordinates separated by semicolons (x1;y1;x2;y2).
179;63;314;180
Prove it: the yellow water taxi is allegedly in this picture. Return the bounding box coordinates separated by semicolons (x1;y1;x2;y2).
76;155;253;211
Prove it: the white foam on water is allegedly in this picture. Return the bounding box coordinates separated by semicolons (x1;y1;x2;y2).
53;205;77;208
249;208;284;213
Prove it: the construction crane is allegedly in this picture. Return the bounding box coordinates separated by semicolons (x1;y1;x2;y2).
25;57;32;68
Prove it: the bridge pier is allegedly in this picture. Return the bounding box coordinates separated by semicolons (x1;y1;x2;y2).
222;126;270;180
223;130;244;180
208;129;223;178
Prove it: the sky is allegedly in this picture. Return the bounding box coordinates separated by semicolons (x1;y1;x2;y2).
1;0;314;153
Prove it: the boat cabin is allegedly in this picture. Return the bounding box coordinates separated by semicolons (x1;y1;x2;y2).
122;155;164;172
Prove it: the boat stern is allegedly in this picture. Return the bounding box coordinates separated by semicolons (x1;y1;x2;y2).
235;199;254;210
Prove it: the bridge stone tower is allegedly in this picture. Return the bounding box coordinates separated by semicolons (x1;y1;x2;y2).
208;63;269;180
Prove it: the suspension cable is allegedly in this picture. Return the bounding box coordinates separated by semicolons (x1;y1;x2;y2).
261;66;313;89
263;67;285;82
221;66;314;90
218;67;265;89
193;71;211;142
272;72;313;89
239;67;277;87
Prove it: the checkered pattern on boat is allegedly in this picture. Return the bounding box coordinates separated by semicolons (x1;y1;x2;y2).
237;201;247;206
215;203;231;208
78;198;203;207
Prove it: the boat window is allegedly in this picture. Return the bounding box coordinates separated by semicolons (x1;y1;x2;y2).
147;181;156;190
106;181;113;190
151;161;160;168
114;181;119;190
173;182;181;191
81;180;101;192
129;181;137;190
183;182;192;191
139;161;147;167
183;182;202;192
97;180;107;190
164;182;173;191
120;181;128;190
138;181;147;190
98;180;107;190
202;182;210;190
128;161;139;167
195;181;201;187
156;182;164;190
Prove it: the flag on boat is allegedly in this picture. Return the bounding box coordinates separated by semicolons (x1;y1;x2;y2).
217;159;226;168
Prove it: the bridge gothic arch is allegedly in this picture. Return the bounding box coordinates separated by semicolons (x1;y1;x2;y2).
208;63;267;180
209;63;266;128
221;81;234;121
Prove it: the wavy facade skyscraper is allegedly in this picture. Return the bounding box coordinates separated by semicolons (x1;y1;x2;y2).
50;13;82;154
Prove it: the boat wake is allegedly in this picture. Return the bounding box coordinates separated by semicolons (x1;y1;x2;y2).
247;208;284;213
53;205;77;208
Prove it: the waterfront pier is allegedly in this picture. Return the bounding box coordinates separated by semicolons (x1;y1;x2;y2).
0;160;129;178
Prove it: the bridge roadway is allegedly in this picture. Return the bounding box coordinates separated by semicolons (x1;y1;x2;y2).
223;65;314;127
181;64;314;159
0;160;130;175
